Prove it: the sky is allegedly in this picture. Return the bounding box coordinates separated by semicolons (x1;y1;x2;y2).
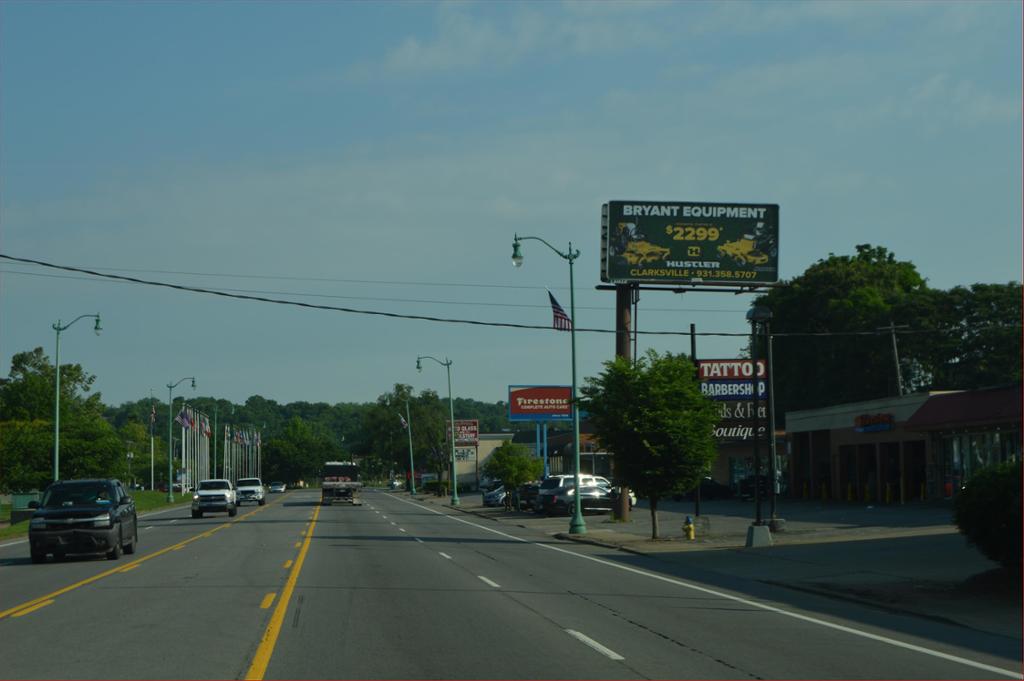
1;1;1021;410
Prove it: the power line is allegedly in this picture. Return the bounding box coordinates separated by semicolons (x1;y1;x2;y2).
2;254;1015;339
0;268;740;314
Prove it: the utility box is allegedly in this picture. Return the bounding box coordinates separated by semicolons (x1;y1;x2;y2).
10;492;41;525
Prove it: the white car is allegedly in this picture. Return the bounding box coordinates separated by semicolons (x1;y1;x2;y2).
268;481;286;493
191;479;237;518
235;478;266;506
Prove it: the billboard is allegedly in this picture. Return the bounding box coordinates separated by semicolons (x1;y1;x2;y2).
446;420;479;446
508;385;573;422
601;201;779;285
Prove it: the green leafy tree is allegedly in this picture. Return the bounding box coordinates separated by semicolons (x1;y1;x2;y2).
0;347;102;421
954;460;1021;571
753;245;928;415
580;350;719;539
480;441;543;509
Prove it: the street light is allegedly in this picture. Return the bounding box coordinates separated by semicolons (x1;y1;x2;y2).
416;355;459;507
746;305;772;527
52;313;102;482
167;376;196;503
511;234;585;535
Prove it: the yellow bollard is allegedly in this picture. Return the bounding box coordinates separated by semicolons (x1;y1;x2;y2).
683;516;696;541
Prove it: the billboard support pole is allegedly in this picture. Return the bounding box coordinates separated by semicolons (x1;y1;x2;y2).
614;284;632;521
691;322;701;518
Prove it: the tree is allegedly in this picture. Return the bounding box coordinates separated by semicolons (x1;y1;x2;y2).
0;347;102;421
954;460;1021;572
753;245;1021;421
580;350;719;539
480;441;543;509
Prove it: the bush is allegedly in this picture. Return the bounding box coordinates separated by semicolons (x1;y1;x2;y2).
953;460;1021;571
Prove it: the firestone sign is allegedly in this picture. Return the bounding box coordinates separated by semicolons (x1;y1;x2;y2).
508;385;573;422
601;200;779;285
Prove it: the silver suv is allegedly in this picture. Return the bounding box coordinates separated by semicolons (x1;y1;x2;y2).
534;474;610;513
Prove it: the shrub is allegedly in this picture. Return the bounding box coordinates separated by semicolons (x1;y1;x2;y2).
953;460;1021;571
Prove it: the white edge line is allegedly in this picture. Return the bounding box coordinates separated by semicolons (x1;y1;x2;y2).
565;629;625;661
399;528;407;533
389;494;1023;680
414;537;424;543
478;575;500;589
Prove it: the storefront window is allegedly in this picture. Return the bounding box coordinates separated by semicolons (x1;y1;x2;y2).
940;428;1020;496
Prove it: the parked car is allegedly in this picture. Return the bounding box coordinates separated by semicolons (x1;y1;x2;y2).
191;479;237;518
268;482;287;493
482;485;506;507
674;477;734;502
516;482;540;511
545;485;615;516
389;479;403;490
535;474;611;512
28;479;138;563
235;477;266;506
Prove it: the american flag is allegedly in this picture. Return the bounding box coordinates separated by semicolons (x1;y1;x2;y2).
548;291;572;331
174;407;192;430
397;412;408;429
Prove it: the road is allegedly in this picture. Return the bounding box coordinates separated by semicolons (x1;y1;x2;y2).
0;489;1019;680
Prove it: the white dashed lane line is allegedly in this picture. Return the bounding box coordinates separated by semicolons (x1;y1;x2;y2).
439;552;452;560
477;576;500;588
566;630;625;661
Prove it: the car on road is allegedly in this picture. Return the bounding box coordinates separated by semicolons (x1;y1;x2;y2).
191;479;237;518
268;481;287;493
28;478;138;563
235;477;266;506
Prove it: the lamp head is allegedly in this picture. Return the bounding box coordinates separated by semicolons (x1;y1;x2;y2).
511;238;524;268
190;378;196;390
93;315;103;336
416;358;422;372
746;305;773;323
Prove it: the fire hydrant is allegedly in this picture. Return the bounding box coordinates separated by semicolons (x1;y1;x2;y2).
683;515;696;541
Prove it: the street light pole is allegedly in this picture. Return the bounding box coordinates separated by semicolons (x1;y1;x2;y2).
746;305;773;528
167;376;196;503
512;234;586;535
52;313;102;482
417;355;459;507
405;400;417;495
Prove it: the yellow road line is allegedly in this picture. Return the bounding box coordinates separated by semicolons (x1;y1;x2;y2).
294;542;300;548
246;505;320;680
283;560;293;569
0;513;244;621
10;600;54;618
260;593;276;609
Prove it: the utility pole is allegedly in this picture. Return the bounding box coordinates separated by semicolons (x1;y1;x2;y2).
878;322;909;396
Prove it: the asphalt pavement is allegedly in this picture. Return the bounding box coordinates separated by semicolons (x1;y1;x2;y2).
412;489;1022;642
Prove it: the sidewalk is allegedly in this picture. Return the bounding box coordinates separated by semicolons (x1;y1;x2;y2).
408;490;1021;641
